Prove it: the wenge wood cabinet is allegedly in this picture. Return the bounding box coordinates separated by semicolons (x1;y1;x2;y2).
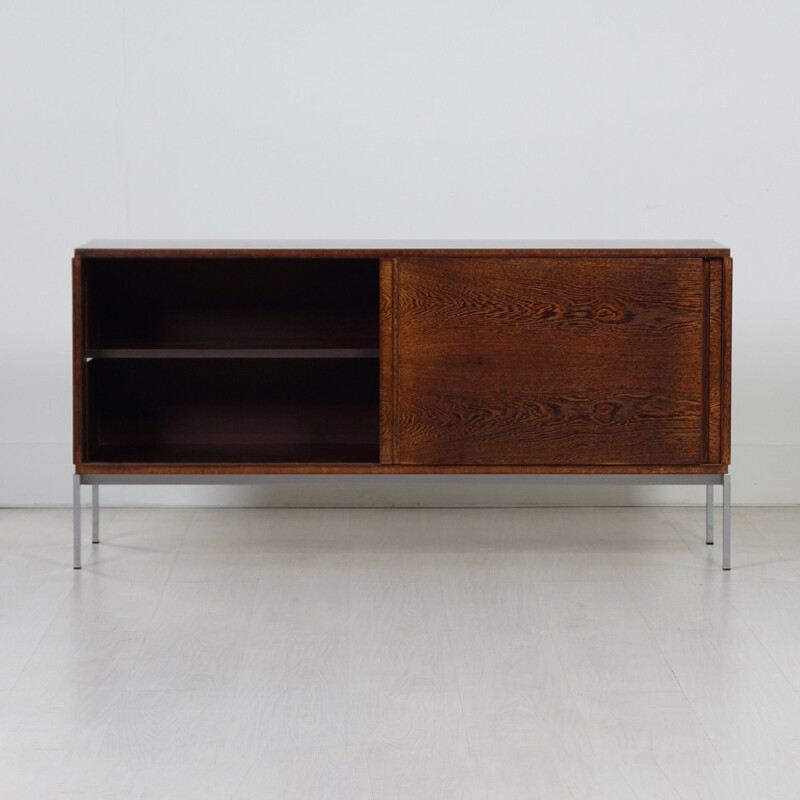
72;241;732;568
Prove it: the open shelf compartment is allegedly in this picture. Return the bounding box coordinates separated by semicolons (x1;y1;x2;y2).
84;257;379;353
85;358;379;464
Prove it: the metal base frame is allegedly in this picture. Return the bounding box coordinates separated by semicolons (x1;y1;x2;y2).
72;472;732;570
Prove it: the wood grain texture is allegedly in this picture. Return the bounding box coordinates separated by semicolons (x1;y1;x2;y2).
395;257;707;466
707;259;722;464
75;239;730;258
76;464;728;475
392;258;400;465
721;256;733;466
379;259;394;464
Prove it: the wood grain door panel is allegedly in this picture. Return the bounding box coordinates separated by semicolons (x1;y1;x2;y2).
394;257;707;465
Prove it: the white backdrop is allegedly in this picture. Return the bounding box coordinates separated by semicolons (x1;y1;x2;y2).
1;0;798;506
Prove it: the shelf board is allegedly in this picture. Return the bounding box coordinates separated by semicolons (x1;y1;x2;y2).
87;442;379;464
86;348;379;359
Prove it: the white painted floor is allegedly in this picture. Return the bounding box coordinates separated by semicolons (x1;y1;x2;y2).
1;506;800;798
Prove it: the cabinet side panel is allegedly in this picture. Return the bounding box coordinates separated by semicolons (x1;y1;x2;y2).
721;256;733;465
392;257;400;462
707;259;722;463
379;258;394;464
72;256;85;467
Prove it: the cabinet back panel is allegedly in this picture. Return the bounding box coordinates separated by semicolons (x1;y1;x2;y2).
395;257;707;465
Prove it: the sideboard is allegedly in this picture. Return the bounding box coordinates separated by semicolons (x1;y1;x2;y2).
72;240;732;568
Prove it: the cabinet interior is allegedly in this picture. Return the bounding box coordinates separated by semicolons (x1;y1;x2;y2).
82;257;380;464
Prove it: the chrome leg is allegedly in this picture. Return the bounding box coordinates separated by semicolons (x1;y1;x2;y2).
705;484;714;545
73;474;81;569
92;484;99;544
722;474;731;571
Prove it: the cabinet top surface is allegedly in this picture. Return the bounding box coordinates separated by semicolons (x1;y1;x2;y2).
76;239;729;257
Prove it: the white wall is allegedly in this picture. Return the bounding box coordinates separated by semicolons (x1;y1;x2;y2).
2;0;799;507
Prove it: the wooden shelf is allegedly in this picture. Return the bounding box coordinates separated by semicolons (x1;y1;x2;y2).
86;348;379;359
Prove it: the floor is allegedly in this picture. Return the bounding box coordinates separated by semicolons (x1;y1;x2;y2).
1;507;800;799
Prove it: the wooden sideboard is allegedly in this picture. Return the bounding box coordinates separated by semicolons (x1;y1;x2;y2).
72;240;732;568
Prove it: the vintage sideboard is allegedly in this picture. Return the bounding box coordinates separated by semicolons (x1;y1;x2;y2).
72;240;732;568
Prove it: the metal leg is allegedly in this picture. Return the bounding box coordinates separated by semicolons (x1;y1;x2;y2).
722;474;731;571
92;484;100;544
73;474;82;569
705;484;714;545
